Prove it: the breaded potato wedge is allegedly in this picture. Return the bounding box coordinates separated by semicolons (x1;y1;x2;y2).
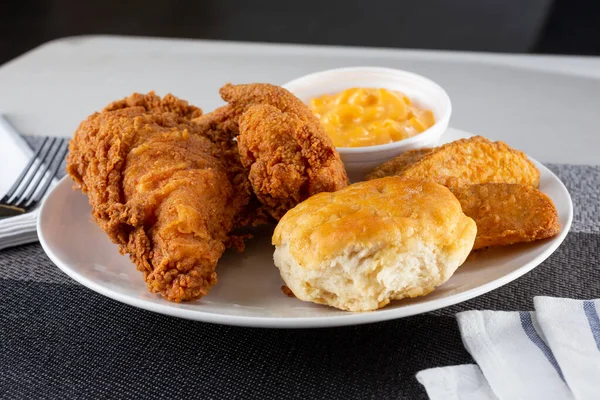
367;136;540;188
451;183;560;250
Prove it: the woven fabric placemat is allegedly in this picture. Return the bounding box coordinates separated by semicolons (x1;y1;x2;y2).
1;137;599;399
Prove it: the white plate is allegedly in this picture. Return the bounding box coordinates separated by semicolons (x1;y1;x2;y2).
38;128;573;328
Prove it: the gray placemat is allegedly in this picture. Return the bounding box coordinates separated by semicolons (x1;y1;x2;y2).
1;137;599;399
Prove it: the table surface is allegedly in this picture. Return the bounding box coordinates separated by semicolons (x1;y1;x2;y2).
1;36;599;400
1;35;599;165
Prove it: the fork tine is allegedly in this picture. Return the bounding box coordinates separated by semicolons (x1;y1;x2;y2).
15;138;62;206
18;138;68;209
0;137;51;203
25;139;69;209
7;137;58;205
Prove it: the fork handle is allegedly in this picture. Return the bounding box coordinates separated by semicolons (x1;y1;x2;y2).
0;204;26;219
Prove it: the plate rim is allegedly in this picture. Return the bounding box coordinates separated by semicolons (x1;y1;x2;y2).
38;128;574;328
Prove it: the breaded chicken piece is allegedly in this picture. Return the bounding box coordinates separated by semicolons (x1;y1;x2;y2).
367;136;540;188
238;103;348;219
105;92;204;119
190;105;270;229
191;82;318;144
451;183;560;250
198;83;349;220
67;92;252;302
192;104;239;142
110;92;268;231
220;82;317;121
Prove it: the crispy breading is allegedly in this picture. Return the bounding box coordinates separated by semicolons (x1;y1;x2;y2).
197;83;348;220
192;104;239;143
220;82;317;121
67;92;253;302
190;82;319;150
191;105;270;228
367;136;540;188
451;183;560;250
105;92;204;119
193;83;349;221
238;103;348;219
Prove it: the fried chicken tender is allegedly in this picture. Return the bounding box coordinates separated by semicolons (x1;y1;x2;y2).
67;92;252;302
215;83;349;219
220;82;317;121
191;82;319;144
451;183;560;250
190;105;270;229
367;136;540;188
238;103;349;219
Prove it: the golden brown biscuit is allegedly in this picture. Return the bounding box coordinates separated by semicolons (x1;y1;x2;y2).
451;183;560;250
272;177;477;312
367;136;540;188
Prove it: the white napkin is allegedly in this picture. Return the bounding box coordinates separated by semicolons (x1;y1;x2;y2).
417;297;600;400
0;115;52;251
416;364;498;400
534;297;600;400
457;310;573;400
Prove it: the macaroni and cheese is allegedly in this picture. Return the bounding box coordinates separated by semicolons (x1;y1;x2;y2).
310;88;435;147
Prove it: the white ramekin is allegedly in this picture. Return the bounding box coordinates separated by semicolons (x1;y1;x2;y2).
283;67;452;181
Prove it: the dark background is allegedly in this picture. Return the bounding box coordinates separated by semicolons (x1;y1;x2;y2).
1;2;599;399
1;0;599;66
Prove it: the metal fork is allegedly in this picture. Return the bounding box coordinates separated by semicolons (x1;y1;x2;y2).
0;137;69;218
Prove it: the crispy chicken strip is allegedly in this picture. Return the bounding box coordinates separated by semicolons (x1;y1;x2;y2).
206;83;349;220
190;82;319;144
67;93;251;302
238;103;348;219
190;105;270;229
451;183;560;250
367;136;540;188
220;82;317;121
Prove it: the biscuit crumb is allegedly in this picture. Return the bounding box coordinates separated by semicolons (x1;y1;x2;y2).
281;285;295;298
